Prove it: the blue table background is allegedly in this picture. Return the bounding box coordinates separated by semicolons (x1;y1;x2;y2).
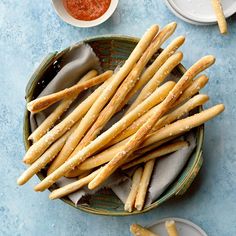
1;0;235;235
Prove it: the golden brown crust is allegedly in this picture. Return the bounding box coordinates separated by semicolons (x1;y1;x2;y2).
211;0;228;34
135;160;155;211
124;167;143;212
27;70;113;113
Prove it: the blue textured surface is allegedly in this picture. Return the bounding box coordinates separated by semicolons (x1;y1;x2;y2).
0;0;235;235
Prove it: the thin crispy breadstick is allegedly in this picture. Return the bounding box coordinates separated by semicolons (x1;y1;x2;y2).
46;25;159;172
65;81;175;177
109;76;208;146
122;140;188;170
62;22;177;169
165;220;179;236
135;160;155;211
119;36;185;110
124;167;143;212
211;0;228;34
126;51;183;113
130;224;160;236
35;103;224;191
152;94;209;132
49;168;101;200
27;71;113;113
23;75;113;165
17;123;79;185
143;104;224;147
88;56;215;190
174;75;209;107
28;70;98;142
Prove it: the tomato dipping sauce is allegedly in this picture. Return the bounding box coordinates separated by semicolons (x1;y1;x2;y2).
64;0;111;21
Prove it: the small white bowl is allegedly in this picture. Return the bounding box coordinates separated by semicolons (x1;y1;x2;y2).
51;0;119;28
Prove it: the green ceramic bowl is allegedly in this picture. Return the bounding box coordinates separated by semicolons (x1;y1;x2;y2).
23;35;204;216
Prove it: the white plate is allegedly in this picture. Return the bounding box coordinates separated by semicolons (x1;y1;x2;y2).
147;217;208;236
165;0;236;25
51;0;119;28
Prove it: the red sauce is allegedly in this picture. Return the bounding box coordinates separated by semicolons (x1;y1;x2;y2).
64;0;111;21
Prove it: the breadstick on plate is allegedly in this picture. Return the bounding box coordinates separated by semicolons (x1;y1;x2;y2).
65;81;175;177
119;36;185;110
211;0;228;34
23;74;113;165
111;93;209;145
135;160;155;211
27;70;113;113
62;22;177;169
126;51;183;113
17;122;79;185
88;56;215;190
28;70;98;142
165;220;179;236
130;224;160;236
46;25;159;171
49;168;101;200
122;140;188;170
35;102;223;192
124;167;143;212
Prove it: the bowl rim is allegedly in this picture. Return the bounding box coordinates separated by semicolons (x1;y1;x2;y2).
23;34;204;216
51;0;119;28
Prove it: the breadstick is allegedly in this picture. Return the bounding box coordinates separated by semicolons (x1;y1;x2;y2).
49;168;101;200
165;220;179;236
65;81;175;177
211;0;228;34
130;224;160;236
46;25;159;171
122;140;188;170
88;56;216;190
17;123;79;185
109;75;208;146
27;70;113;113
28;70;98;142
152;94;209;132
119;36;185;110
174;74;209;107
126;51;183;113
124;167;143;212
63;22;177;167
143;104;225;147
23;75;113;165
135;160;155;211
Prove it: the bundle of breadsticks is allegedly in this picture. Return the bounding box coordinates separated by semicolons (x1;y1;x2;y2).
17;22;225;212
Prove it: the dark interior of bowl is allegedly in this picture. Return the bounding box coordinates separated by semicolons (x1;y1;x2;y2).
24;35;204;216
